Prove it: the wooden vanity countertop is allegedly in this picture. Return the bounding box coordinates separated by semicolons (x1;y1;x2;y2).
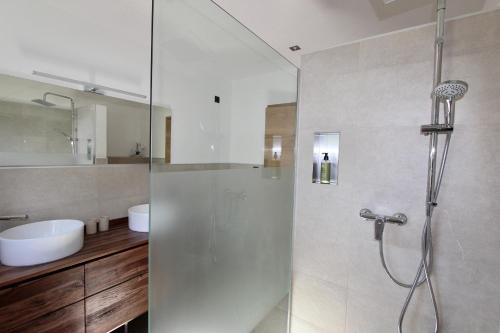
0;218;148;289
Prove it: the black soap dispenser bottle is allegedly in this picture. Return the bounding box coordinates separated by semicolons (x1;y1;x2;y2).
320;153;331;184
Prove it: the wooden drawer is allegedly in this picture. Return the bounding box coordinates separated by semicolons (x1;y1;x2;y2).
9;301;84;333
85;273;148;333
0;266;84;332
85;245;148;296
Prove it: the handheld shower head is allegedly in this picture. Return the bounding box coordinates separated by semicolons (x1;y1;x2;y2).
432;80;468;126
432;80;468;101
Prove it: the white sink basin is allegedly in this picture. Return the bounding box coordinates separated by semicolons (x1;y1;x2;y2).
0;220;84;267
128;204;149;232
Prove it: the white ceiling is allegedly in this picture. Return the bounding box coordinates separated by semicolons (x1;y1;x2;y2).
0;0;152;98
154;0;297;82
213;0;500;66
1;0;498;91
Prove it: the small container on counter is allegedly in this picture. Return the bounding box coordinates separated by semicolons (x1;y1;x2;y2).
99;216;110;232
86;218;99;235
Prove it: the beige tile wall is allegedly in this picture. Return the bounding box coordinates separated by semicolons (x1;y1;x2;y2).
293;9;500;333
0;164;149;232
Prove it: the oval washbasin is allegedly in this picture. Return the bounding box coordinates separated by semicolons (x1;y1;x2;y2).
0;220;84;267
128;204;149;232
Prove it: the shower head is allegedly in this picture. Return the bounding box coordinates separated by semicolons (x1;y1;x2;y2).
32;92;75;109
31;99;56;107
432;80;468;101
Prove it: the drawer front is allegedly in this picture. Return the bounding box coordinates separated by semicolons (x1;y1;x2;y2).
0;266;84;332
85;245;148;296
85;273;148;333
10;301;84;333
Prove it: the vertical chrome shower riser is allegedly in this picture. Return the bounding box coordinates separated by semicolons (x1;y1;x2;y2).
396;2;449;332
357;1;469;332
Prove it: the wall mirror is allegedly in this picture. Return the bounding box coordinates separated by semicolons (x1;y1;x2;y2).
0;73;171;166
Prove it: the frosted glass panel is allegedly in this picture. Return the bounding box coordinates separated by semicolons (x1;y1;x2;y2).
150;167;294;332
150;0;297;331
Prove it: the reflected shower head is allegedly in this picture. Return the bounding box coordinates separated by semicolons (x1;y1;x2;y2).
32;92;74;108
432;80;468;101
31;99;56;107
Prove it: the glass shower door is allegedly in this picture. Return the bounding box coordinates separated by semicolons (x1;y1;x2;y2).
149;1;298;332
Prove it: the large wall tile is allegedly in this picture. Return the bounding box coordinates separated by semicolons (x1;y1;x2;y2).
291;273;347;332
290;316;330;333
293;9;500;333
0;164;149;231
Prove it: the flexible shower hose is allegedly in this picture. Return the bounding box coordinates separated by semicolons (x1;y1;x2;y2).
379;216;439;333
379;223;433;288
379;133;452;333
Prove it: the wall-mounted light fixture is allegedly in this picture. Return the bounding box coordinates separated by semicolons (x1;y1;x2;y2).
32;71;147;99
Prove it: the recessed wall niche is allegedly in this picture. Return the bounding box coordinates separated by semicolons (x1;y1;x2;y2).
312;132;340;185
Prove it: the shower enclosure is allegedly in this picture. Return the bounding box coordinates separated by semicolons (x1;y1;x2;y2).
149;0;298;332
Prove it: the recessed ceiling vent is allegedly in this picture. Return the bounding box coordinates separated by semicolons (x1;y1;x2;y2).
289;45;301;52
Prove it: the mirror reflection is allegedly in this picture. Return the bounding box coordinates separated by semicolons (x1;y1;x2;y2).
0;73;171;166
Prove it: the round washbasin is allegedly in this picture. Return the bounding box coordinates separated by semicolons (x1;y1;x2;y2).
0;220;84;267
128;204;149;232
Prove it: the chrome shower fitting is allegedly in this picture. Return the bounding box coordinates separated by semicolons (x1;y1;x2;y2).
0;214;29;221
434;80;468;125
358;2;470;332
32;92;78;157
421;80;469;135
420;124;453;135
359;209;408;241
433;80;468;101
398;2;469;332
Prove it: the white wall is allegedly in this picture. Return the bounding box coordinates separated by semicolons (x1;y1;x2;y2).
292;9;500;333
0;0;151;102
152;65;233;164
229;71;297;164
153;68;297;165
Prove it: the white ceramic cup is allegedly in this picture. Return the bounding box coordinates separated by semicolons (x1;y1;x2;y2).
98;216;110;232
86;218;98;235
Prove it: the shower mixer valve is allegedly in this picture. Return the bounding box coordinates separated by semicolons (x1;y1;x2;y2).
359;209;407;241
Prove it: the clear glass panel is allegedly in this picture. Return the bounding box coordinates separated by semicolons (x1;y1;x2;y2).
150;0;298;332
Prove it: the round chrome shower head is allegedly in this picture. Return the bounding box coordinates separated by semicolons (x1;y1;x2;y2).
432;80;468;101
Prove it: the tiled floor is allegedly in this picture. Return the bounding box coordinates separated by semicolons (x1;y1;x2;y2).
117;303;289;333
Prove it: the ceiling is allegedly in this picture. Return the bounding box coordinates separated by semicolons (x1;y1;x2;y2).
0;0;152;98
0;0;498;93
154;0;297;82
213;0;500;66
